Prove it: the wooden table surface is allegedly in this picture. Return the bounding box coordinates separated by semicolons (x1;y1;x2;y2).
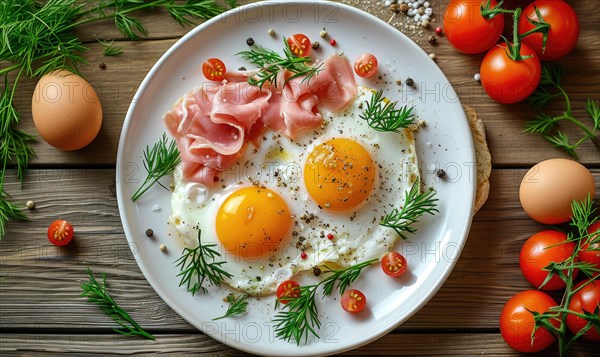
1;0;599;356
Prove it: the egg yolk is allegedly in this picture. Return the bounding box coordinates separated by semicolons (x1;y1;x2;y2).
303;138;376;211
216;187;292;260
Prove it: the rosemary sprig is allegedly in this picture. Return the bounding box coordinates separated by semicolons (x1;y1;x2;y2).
0;0;235;238
80;268;155;340
380;182;439;240
273;258;377;345
237;39;321;88
524;63;600;158
175;230;233;295
131;133;180;201
213;293;250;320
530;197;600;357
359;89;415;133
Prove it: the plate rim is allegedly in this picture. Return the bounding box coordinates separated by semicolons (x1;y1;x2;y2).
116;1;476;355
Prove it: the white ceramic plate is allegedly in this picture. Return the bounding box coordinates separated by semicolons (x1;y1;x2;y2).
116;1;476;355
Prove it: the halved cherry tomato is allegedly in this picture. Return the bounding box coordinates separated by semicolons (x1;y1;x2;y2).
500;290;558;353
47;220;74;246
518;0;580;61
354;53;378;78
519;230;578;291
578;222;600;277
202;58;226;81
381;252;407;278
287;34;312;57
566;280;600;342
341;289;366;313
276;280;300;304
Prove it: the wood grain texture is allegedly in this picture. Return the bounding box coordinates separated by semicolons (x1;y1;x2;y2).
6;0;599;166
1;169;598;331
0;332;597;356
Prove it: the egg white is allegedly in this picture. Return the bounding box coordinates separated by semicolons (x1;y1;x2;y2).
169;86;419;295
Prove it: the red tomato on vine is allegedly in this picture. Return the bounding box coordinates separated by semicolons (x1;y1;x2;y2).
518;0;580;61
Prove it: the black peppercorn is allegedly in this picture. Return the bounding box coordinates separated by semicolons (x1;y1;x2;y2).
436;169;446;178
145;229;154;237
405;77;415;87
246;37;255;46
313;267;321;276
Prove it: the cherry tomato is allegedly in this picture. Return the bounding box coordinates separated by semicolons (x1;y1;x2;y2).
566;280;600;342
381;252;407;277
341;289;366;313
442;0;504;54
287;34;312;57
354;53;378;78
578;222;600;277
202;58;226;81
47;220;74;246
500;290;558;353
518;0;579;61
276;280;300;304
520;230;578;291
480;42;541;104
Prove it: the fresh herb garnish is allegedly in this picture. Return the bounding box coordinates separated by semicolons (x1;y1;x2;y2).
80;268;154;340
360;89;415;133
131;133;180;201
530;197;600;357
237;39;322;89
175;230;233;295
0;0;236;238
380;181;439;240
213;293;250;320
524;63;600;158
97;38;123;57
273;259;377;345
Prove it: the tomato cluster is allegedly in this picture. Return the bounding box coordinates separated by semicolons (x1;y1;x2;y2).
443;0;579;104
500;221;600;352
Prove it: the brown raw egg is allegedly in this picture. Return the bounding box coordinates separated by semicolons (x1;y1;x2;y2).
520;159;596;224
32;70;102;151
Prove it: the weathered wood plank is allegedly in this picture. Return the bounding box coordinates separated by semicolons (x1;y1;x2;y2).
1;169;598;331
0;332;597;356
7;1;600;166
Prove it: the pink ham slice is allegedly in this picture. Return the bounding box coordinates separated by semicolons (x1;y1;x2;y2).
164;55;356;185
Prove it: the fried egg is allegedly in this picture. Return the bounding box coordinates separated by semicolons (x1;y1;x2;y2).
169;86;419;295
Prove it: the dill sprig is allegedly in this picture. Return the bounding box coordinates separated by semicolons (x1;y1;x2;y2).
380;182;439;240
273;258;377;345
97;38;123;57
524;63;600;158
80;268;155;340
175;230;233;295
0;0;235;239
237;39;322;88
359;89;415;133
213;293;250;320
131;134;180;201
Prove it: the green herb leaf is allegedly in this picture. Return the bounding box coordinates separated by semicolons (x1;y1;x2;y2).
97;38;123;56
131;133;181;201
237;39;321;89
213;293;249;320
359;89;415;133
380;182;439;240
81;268;155;340
175;230;233;295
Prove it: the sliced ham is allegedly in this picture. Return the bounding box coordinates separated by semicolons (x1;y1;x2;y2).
164;55;356;185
